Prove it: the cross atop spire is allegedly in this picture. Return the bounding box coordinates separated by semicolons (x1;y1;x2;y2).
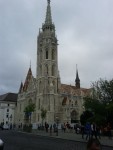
45;0;52;24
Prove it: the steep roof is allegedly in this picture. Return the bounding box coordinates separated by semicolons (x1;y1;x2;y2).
19;82;23;93
23;67;32;92
60;84;91;96
0;93;18;102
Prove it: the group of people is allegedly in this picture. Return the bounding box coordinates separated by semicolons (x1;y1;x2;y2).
37;121;112;140
81;122;112;140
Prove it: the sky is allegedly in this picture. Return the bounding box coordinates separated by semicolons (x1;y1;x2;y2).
0;0;113;95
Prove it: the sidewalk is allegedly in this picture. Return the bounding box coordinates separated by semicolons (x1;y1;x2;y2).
32;129;113;147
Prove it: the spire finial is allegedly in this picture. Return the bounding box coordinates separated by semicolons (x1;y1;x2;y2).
30;60;31;68
45;0;52;24
75;64;80;88
76;64;78;72
48;0;50;4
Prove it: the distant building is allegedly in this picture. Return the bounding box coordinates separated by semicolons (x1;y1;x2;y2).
15;0;91;126
0;93;17;126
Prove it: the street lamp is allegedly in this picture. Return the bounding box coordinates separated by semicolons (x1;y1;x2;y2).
56;116;59;136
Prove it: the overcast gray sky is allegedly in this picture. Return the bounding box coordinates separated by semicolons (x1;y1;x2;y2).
0;0;113;94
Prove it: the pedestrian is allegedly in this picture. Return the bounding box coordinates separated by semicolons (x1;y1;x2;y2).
81;125;85;139
45;122;49;132
85;122;91;140
53;123;56;132
63;123;66;133
91;122;97;139
96;125;101;139
107;123;112;139
87;138;102;150
50;124;52;136
61;124;64;132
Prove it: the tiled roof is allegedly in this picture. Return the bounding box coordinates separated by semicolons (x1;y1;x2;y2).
23;67;32;92
60;84;91;96
0;93;18;102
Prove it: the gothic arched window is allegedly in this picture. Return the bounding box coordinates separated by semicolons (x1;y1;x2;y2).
52;65;55;76
52;49;55;60
46;50;48;59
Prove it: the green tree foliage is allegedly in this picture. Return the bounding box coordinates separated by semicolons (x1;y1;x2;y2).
80;110;93;125
92;78;113;103
81;78;113;127
41;108;47;125
24;103;35;122
84;97;106;116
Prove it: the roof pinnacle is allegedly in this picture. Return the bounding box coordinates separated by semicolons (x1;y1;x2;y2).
75;64;80;88
45;0;52;24
48;0;50;4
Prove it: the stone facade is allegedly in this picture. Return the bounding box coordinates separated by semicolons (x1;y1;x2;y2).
15;0;91;126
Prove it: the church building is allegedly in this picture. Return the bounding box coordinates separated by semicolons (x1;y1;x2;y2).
15;0;90;126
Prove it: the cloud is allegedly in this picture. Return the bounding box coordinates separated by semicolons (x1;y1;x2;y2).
0;0;113;94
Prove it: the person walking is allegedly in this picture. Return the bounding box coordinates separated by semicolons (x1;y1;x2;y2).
81;125;85;139
107;122;112;139
91;122;97;139
50;124;52;136
85;122;91;140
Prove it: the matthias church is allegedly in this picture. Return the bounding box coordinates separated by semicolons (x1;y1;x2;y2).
15;0;90;125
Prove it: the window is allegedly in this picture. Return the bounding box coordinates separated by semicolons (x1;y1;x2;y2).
7;109;9;112
52;49;55;60
46;50;48;59
6;114;9;118
45;65;48;75
8;104;9;106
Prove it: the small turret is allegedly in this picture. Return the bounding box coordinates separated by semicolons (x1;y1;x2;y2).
75;65;80;89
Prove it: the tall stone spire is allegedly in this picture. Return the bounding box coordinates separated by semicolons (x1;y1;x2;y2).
75;64;80;88
45;0;52;24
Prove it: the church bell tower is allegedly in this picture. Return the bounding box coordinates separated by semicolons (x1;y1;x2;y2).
36;0;61;123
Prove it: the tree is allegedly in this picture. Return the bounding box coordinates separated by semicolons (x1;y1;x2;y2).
41;108;47;126
82;78;113;127
80;110;93;125
92;78;113;103
24;103;35;124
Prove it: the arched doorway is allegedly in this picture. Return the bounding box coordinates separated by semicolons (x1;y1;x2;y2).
71;110;78;123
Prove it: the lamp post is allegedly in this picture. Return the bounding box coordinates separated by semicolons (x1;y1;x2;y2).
56;116;59;136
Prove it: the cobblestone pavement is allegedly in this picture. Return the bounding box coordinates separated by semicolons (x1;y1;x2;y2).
32;129;113;148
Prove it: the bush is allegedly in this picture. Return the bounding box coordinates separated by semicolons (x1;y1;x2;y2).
23;124;32;132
